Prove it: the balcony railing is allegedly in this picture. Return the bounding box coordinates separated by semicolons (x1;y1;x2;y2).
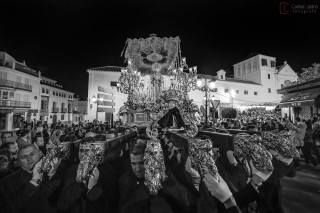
15;82;32;91
52;107;59;113
0;100;31;108
61;108;67;113
0;79;32;91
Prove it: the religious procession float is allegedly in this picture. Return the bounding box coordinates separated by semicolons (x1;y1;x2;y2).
38;35;300;195
117;34;200;137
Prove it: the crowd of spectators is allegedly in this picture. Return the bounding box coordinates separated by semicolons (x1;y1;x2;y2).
0;114;319;213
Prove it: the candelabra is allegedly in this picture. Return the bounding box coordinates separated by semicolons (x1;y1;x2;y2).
170;57;198;95
117;59;141;94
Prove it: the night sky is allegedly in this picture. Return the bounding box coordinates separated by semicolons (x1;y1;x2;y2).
1;0;319;99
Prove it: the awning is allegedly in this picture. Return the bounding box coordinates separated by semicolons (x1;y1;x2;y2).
279;87;320;108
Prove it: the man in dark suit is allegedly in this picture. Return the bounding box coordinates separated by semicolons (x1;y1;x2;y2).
0;144;63;213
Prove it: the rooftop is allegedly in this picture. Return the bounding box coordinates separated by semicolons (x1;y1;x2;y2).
87;66;124;72
0;52;39;77
234;53;276;65
224;77;261;85
197;74;260;85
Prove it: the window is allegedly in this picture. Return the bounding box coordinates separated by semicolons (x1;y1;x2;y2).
2;91;8;99
42;88;45;93
271;61;276;68
53;91;55;95
9;91;14;100
41;96;49;110
254;91;258;95
61;114;64;120
220;75;223;80
244;90;248;95
90;104;92;109
110;81;118;87
46;89;49;94
281;84;284;88
61;103;65;110
261;59;268;66
236;90;239;94
268;74;270;79
213;88;218;92
225;89;229;93
268;88;271;93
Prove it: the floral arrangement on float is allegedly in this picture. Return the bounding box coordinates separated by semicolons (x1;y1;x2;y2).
118;34;199;132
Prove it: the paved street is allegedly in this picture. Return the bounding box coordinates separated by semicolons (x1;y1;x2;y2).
282;163;320;213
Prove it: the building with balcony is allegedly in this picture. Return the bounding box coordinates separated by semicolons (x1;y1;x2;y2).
85;54;299;123
0;52;41;131
40;77;74;124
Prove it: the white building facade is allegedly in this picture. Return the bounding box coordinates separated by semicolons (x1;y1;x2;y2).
86;54;299;123
40;77;74;124
87;66;125;123
0;52;41;131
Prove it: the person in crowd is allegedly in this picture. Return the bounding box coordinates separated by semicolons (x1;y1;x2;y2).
136;134;149;145
125;127;131;134
57;137;117;213
119;143;195;213
1;131;13;145
303;119;320;169
0;144;63;212
132;125;139;134
51;126;61;142
284;117;307;170
42;124;50;146
0;154;13;180
256;151;294;213
106;129;118;139
0;142;19;170
16;129;31;149
32;132;46;155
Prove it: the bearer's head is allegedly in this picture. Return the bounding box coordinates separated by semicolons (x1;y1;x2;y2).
18;144;42;171
130;143;146;179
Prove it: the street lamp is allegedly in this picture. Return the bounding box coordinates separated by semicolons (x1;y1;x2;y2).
91;95;103;121
197;79;216;126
